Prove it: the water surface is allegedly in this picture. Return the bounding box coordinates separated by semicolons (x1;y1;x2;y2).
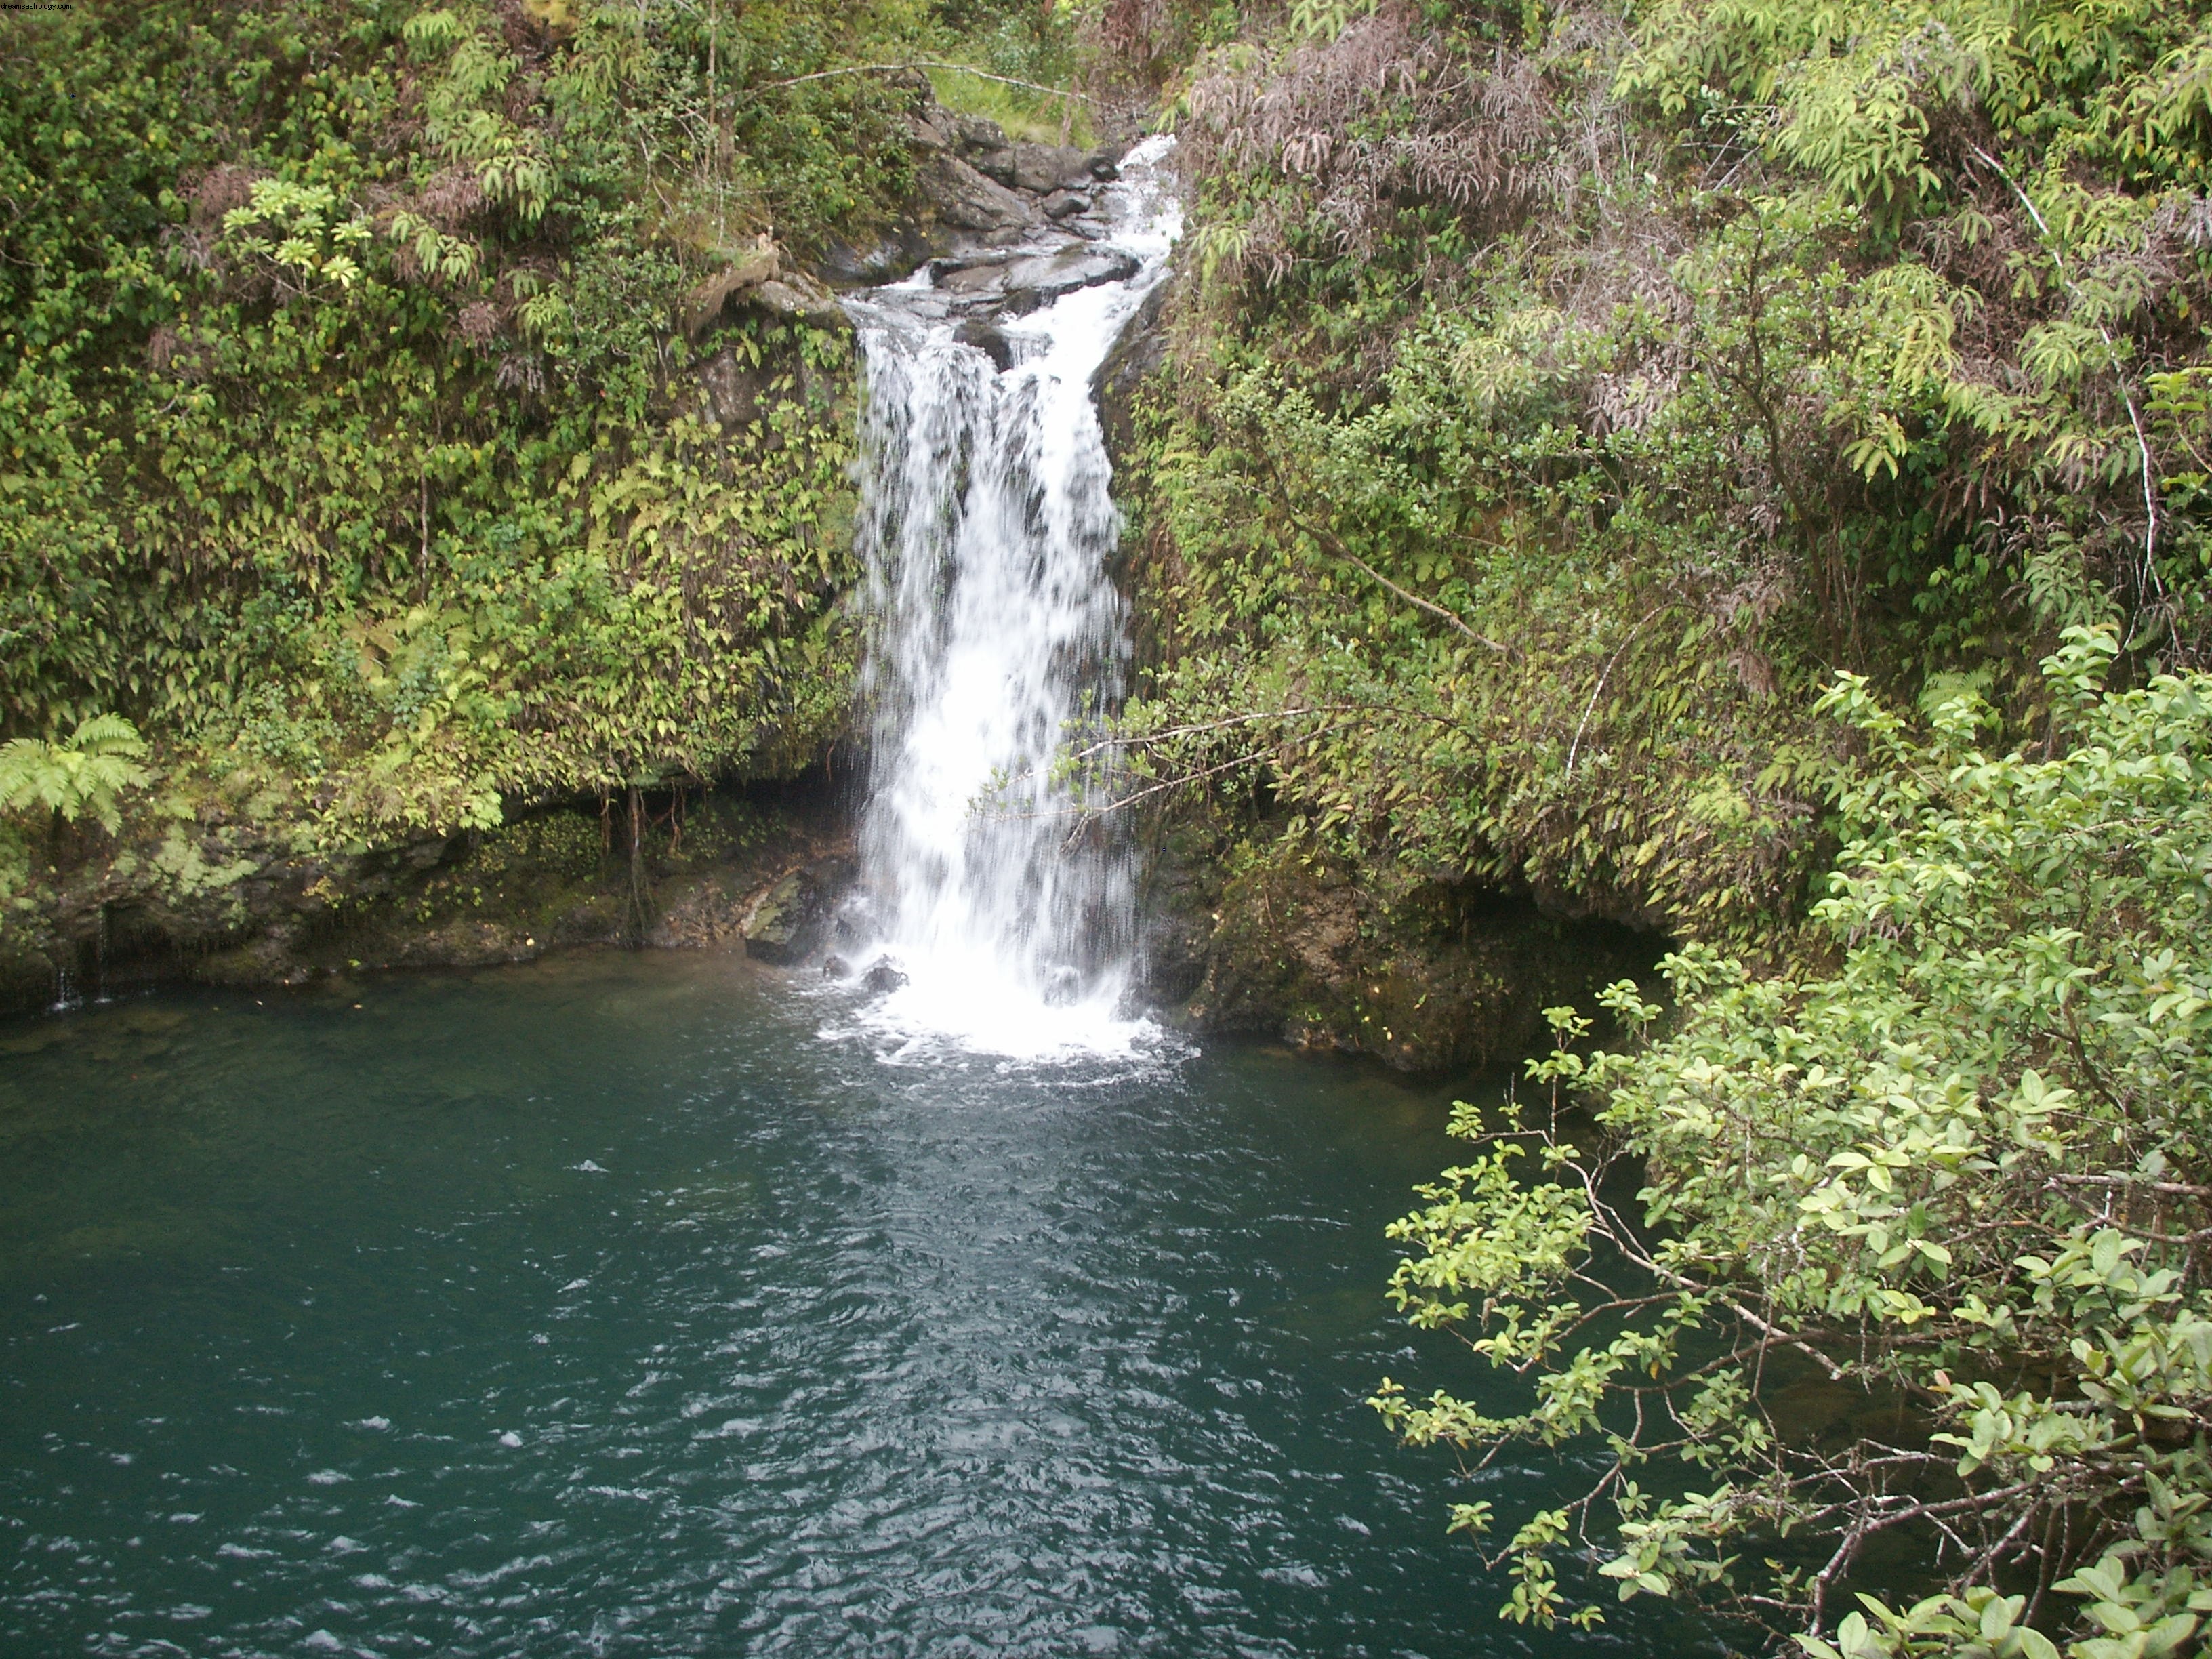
0;953;1703;1656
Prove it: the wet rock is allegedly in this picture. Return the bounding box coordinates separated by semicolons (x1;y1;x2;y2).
916;151;1038;234
1042;189;1090;220
1085;143;1129;180
743;870;819;964
968;148;1017;187
1010;142;1092;193
817;226;939;288
906;105;959;151
954;115;1015;176
1145;819;1660;1073
1095;272;1173;462
933;253;1013;296
861;956;909;994
954;319;1014;371
741;858;861;965
998;246;1141;316
750;274;851;332
830;890;880;947
821;954;851;980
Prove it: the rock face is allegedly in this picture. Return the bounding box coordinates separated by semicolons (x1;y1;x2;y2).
918;245;1143;323
818;92;1135;297
1136;808;1660;1074
914;150;1038;234
0;790;855;1017
741;855;856;964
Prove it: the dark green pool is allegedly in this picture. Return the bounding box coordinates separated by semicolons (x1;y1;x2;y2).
0;952;1704;1656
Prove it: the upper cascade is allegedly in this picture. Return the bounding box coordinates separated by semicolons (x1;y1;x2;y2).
830;136;1182;1063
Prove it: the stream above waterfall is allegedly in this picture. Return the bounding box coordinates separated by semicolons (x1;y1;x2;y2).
0;955;1709;1657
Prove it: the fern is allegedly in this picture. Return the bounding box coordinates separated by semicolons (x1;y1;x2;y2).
0;714;150;836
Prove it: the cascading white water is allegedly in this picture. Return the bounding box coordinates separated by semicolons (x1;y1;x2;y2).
834;136;1181;1061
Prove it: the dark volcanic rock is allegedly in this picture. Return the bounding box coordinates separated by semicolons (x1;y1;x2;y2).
1136;811;1660;1073
916;151;1039;234
955;115;1015;183
1095;272;1173;462
1010;142;1092;193
933;255;1015;301
742;855;856;965
955;319;1015;370
741;871;816;962
1000;246;1141;316
817;225;939;287
751;275;850;332
1042;189;1090;220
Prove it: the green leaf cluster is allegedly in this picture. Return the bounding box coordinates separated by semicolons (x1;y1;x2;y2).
1374;632;2212;1655
0;0;938;878
1122;0;2212;947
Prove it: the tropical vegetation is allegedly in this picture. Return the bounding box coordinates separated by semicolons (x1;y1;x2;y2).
14;0;2212;1653
1092;1;2212;1652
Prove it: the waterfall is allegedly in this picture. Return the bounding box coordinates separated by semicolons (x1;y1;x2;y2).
834;136;1181;1061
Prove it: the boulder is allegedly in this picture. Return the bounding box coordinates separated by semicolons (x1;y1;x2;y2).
954;113;1011;152
932;253;1013;295
750;273;851;332
678;234;779;340
741;854;856;964
1042;189;1090;220
817;224;939;288
698;349;770;428
914;150;1038;234
743;870;817;962
1010;142;1092;193
998;245;1141;316
906;105;958;152
954;319;1014;370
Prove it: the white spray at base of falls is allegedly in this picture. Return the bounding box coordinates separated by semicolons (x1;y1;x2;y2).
832;136;1181;1062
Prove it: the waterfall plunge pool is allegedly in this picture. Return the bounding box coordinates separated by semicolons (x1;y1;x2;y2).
0;952;1710;1656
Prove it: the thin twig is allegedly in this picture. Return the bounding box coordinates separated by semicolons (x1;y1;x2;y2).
1967;142;2166;618
1565;605;1664;781
1242;468;1519;659
2045;1172;2212;1200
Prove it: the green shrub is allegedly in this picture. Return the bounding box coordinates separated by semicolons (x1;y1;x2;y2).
1375;630;2212;1655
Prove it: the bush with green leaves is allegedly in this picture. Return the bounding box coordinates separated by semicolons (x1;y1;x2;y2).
0;0;946;855
1373;629;2212;1656
1113;0;2212;947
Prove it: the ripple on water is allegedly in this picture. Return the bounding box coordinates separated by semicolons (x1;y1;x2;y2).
0;953;1713;1657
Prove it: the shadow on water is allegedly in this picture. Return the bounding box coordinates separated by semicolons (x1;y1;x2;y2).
0;951;1719;1656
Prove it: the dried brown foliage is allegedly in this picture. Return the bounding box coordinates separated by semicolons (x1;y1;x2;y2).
453;300;503;348
187;163;260;228
1093;0;1171;77
1178;2;1623;283
417;165;487;232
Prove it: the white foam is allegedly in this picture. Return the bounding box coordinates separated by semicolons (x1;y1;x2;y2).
832;139;1183;1063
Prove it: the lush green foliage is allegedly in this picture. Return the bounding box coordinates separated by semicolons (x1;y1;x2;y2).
1374;632;2212;1654
1112;3;2212;1650
0;0;943;856
1117;0;2212;941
